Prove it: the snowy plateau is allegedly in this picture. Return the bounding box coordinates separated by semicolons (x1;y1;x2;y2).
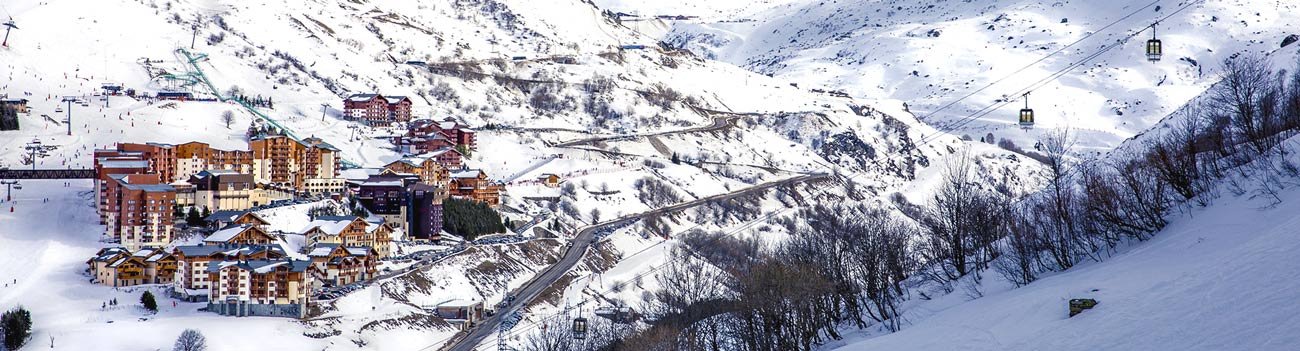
0;0;1296;350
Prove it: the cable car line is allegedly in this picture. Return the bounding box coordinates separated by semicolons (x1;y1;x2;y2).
439;1;1213;350
916;0;1207;146
912;0;1161;136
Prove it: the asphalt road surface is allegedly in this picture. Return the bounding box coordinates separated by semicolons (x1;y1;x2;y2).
444;172;827;351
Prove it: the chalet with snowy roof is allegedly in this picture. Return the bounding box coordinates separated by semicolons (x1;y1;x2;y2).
301;216;393;258
343;93;412;126
172;243;289;302
206;258;313;318
402;118;477;152
0;98;29;113
138;247;179;285
435;118;477;149
187;170;258;211
86;247;176;287
538;173;561;187
204;224;278;246
449;169;502;206
306;244;377;288
382;153;452;185
394;131;455;155
204;211;270;230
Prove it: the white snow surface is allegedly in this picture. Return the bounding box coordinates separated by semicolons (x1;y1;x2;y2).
828;168;1300;350
656;0;1300;151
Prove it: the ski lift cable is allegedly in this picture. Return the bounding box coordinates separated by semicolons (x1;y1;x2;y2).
428;2;1210;349
485;0;1208;341
916;0;1207;147
911;0;1162;128
918;33;1133;145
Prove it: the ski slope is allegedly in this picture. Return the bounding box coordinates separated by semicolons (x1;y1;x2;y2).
828;162;1300;350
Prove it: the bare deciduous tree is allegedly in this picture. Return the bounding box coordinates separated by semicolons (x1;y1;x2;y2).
174;329;207;351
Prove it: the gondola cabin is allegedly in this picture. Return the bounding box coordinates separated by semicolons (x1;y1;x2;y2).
1146;39;1163;62
1018;108;1035;128
572;317;588;340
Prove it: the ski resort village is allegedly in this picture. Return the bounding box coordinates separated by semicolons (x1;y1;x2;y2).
1;0;1300;350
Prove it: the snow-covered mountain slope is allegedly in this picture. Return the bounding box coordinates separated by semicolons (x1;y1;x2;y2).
0;0;1050;349
658;0;1300;151
825;137;1300;351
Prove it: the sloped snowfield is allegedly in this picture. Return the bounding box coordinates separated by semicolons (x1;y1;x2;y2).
0;0;1052;349
827;140;1300;351
663;0;1300;151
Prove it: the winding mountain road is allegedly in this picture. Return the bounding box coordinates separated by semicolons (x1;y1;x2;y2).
442;172;828;351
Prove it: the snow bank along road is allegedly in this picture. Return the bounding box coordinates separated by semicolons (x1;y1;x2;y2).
445;172;829;351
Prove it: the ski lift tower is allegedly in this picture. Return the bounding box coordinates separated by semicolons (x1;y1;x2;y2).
101;83;123;108
61;96;78;135
0;180;19;202
2;19;16;47
23;138;49;170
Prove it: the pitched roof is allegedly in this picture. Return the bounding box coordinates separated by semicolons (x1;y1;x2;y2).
204;224;269;243
450;169;484;179
208;259;310;273
346;93;381;102
91;247;131;262
301;216;362;235
424;147;460;158
205;210;247;222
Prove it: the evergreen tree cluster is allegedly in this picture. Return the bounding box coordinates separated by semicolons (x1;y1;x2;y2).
187;206;209;226
141;291;158;313
1;306;32;350
232;94;274;109
0;105;19;131
442;198;506;240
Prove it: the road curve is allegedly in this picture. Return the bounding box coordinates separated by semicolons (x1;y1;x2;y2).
443;172;828;351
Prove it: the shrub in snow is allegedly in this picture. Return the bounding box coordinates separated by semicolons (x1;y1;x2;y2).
1;306;32;350
141;291;158;313
174;329;207;351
